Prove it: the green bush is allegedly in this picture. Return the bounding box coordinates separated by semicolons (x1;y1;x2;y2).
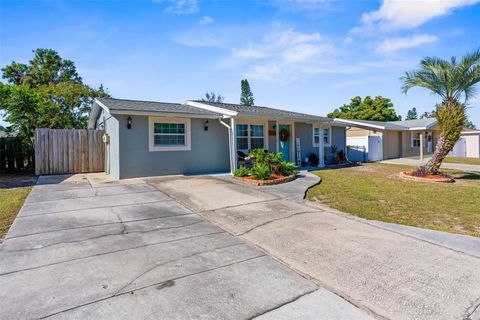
278;161;299;176
247;148;298;179
234;166;251;177
252;164;272;180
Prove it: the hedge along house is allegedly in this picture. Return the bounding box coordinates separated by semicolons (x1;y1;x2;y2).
335;118;439;162
88;98;346;179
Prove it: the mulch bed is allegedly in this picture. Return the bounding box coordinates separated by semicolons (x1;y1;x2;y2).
234;174;296;186
399;171;455;183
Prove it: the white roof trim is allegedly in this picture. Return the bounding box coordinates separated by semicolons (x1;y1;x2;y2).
461;130;480;134
186;101;238;117
95;98;110;114
334;118;386;130
110;110;220;119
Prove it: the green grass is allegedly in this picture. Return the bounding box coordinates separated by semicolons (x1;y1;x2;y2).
444;157;480;165
307;163;480;237
0;175;36;242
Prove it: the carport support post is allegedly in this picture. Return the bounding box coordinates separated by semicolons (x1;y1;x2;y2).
318;125;325;168
420;132;424;161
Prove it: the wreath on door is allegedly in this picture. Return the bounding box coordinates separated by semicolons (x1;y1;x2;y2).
280;128;289;142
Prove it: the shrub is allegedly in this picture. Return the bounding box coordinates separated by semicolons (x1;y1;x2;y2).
234;166;251;177
277;161;298;176
252;164;272;180
308;152;319;166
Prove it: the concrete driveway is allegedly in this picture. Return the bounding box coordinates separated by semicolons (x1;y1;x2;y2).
0;173;371;320
147;173;480;320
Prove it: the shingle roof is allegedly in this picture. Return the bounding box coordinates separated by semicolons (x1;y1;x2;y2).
334;118;437;130
97;98;221;116
193;101;329;121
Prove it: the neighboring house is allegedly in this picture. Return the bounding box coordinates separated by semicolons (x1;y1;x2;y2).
450;129;480;158
334;118;439;161
88;98;346;179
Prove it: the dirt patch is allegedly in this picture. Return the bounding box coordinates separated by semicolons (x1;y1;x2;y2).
234;174;296;186
399;171;454;183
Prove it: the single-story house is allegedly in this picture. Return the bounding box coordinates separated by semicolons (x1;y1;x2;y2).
88;98;347;179
450;129;480;158
334;118;439;161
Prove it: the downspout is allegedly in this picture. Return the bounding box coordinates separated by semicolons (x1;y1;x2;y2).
218;117;235;175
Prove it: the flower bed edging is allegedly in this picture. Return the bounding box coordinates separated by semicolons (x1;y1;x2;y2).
399;171;454;183
233;174;297;186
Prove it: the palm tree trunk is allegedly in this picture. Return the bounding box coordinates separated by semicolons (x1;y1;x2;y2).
416;133;449;175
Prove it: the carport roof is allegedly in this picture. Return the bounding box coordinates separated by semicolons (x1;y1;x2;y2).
334;118;437;131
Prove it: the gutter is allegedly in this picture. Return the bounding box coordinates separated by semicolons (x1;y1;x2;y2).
218;117;236;175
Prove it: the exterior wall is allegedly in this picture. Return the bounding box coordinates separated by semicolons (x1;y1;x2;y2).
400;130;437;158
116;115;230;179
463;133;480;158
347;127;382;137
293;124;346;165
327;126;346;164
294;123;314;163
382;131;401;159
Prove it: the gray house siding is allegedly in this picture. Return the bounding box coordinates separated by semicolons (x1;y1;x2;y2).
116;115;230;179
294;124;346;165
294;123;314;163
326;126;346;164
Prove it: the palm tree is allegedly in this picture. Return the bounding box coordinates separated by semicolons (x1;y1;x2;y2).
401;48;480;175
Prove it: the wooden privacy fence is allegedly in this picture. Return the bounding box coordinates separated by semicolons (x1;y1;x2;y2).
35;128;105;175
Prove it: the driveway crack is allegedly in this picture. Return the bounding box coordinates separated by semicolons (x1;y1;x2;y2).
237;211;320;236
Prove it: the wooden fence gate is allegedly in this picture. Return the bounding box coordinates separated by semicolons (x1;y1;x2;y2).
35;128;105;175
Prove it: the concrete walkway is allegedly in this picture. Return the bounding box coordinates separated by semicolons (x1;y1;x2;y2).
381;156;480;172
0;173;371;320
148;172;480;320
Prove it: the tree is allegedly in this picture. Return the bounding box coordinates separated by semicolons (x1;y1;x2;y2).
420;110;435;119
465;119;477;130
327;96;402;121
401;48;480;175
406;107;418;120
0;49;109;148
201;91;224;103
240;79;254;106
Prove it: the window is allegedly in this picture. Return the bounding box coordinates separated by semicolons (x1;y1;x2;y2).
323;128;330;145
149;117;191;151
411;133;421;148
313;127;330;146
313;128;320;145
236;124;265;151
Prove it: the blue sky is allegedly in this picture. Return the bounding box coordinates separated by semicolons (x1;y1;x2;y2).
1;0;480;127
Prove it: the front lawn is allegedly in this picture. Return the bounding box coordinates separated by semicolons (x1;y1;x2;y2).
0;175;36;242
444;157;480;165
307;163;480;237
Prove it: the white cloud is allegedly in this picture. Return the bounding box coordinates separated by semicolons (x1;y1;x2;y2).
199;16;213;25
361;0;480;31
155;0;199;14
376;34;438;53
227;30;336;81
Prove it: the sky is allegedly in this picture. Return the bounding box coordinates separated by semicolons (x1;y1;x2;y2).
1;0;480;127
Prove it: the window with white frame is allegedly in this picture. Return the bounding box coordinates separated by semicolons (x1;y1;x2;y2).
236;124;264;151
411;132;421;148
313;127;331;146
149;117;191;151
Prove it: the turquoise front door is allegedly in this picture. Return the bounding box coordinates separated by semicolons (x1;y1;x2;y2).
278;124;290;161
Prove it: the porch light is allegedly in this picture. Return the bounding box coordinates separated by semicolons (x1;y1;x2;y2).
204;120;209;131
127;116;132;129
